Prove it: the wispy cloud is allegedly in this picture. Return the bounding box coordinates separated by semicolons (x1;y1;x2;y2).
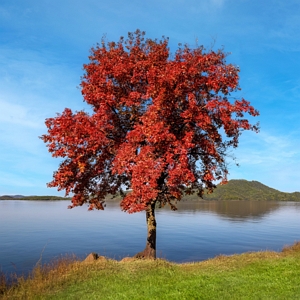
210;0;225;8
0;100;40;128
229;130;300;192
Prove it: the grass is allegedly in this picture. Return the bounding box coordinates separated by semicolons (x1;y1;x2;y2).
1;242;300;299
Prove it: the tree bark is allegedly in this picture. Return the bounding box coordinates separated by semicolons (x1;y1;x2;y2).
134;202;157;259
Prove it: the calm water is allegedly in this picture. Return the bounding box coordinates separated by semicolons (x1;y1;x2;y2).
0;199;299;276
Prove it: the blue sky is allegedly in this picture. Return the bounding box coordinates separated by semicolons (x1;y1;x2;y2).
0;0;299;195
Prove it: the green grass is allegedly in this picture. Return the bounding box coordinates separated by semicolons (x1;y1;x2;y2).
2;242;300;299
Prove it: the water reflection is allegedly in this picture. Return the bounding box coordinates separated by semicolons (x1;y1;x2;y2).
0;200;299;276
170;200;281;221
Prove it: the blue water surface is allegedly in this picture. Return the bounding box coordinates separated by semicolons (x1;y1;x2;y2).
0;199;299;276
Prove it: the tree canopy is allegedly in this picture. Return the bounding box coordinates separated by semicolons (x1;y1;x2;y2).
41;30;259;258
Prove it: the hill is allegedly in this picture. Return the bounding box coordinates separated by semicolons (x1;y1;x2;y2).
198;179;300;201
105;179;300;202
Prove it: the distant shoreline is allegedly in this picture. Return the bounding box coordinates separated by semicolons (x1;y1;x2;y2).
0;196;71;200
1;179;299;202
1;197;299;202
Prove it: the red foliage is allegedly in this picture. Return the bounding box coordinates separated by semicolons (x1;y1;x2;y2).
41;30;259;213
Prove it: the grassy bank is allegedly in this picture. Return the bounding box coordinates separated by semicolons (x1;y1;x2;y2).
2;242;300;299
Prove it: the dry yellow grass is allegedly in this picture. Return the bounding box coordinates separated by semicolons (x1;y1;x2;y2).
1;241;300;299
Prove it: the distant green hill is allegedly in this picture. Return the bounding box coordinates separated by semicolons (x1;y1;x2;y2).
198;179;300;201
106;180;300;202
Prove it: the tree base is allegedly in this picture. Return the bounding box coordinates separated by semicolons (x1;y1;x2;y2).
134;247;156;259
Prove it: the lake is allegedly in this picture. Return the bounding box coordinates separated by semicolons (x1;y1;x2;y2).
0;199;299;276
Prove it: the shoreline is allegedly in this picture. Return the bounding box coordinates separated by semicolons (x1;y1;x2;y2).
2;241;300;298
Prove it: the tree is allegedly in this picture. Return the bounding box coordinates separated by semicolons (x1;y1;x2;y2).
41;30;259;259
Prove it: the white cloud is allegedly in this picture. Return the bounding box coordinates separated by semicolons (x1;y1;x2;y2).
0;100;40;128
210;0;225;8
228;130;300;192
0;171;36;188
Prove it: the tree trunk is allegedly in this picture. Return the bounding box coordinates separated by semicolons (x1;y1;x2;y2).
134;202;157;259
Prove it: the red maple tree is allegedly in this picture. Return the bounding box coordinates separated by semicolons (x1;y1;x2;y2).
41;30;259;259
